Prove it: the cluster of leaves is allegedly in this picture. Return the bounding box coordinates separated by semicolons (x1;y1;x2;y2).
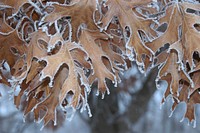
1;0;200;127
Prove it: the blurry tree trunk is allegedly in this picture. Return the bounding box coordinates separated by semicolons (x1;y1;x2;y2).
88;67;158;133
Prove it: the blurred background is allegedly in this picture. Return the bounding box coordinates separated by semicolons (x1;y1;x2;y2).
1;63;200;133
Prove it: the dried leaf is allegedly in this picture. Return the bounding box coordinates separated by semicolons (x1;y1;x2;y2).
44;0;98;41
98;0;156;66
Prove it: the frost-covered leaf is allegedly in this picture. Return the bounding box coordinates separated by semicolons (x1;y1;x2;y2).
0;30;26;68
79;29;117;94
14;30;90;125
44;0;98;41
0;0;29;13
159;48;191;97
2;0;200;127
97;0;156;67
0;11;13;34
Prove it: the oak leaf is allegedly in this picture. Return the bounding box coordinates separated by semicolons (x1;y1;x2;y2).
79;29;118;94
0;30;26;68
0;0;28;13
97;0;156;67
44;0;98;41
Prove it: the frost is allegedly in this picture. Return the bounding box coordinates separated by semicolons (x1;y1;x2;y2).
66;106;76;121
1;0;200;128
14;85;21;96
86;104;92;117
169;109;175;118
101;93;105;99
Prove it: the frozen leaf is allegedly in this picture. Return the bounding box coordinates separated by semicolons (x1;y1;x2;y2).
79;29;117;94
2;0;200;127
0;0;29;13
98;0;156;66
0;30;26;68
14;31;90;125
159;45;191;97
44;0;98;41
